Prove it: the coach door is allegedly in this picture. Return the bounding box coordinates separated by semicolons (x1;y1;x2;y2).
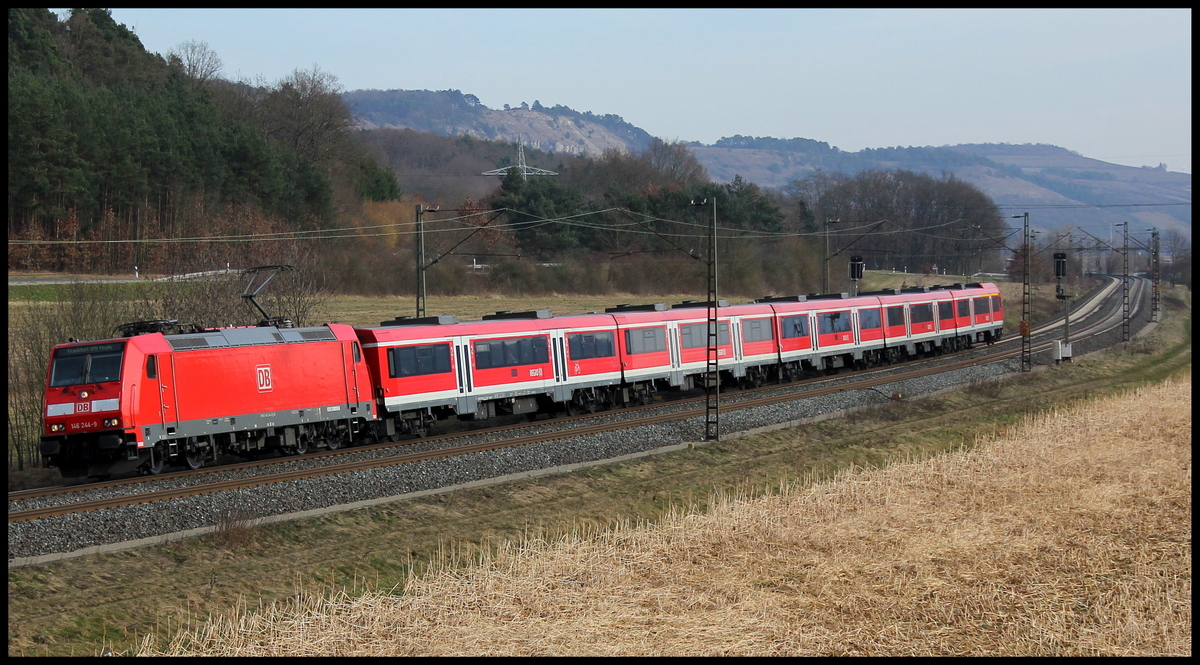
452;335;475;414
549;329;571;402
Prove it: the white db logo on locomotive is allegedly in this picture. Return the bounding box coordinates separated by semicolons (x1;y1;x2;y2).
256;364;273;392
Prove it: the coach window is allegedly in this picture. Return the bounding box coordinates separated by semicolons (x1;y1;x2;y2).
910;304;934;324
957;300;970;318
625;327;667;354
389;343;452;378
973;297;990;314
938;301;955;321
146;355;157;379
818;312;851;334
780;315;808;339
567;331;615;360
859;308;882;330
742;318;774;343
991;295;1001;312
680;322;730;348
474;336;549;370
886;306;906;328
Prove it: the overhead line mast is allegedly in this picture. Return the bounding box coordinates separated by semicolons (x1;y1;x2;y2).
480;135;559;181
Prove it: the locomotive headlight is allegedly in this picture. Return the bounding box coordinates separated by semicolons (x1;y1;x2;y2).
103;418;121;427
50;423;65;432
80;391;90;399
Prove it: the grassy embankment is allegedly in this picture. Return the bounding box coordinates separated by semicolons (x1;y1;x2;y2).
7;273;1183;656
141;371;1192;656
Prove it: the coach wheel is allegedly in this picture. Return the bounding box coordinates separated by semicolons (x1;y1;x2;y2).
565;394;586;416
183;448;204;470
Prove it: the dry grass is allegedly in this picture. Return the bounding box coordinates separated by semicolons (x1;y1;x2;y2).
138;373;1191;656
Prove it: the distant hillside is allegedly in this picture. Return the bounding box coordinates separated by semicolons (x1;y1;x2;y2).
688;139;1191;238
343;88;1191;238
343;89;653;156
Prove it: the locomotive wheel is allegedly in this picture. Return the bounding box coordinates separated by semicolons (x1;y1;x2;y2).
325;437;340;451
143;447;165;475
294;437;310;455
183;449;204;470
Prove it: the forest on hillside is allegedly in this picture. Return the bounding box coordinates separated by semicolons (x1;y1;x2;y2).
8;8;1011;300
8;8;399;279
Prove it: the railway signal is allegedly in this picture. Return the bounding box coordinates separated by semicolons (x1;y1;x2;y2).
1053;252;1072;363
849;256;864;296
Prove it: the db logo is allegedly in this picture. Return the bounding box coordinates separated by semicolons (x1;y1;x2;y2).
256;365;273;392
75;402;91;413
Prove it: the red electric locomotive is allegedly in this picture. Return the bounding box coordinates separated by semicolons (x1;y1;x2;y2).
40;322;376;478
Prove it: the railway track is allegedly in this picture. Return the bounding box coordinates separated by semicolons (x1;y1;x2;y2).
9;276;1147;525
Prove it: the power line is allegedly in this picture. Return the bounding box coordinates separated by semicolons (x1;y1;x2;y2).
5;207;1018;247
995;202;1190;209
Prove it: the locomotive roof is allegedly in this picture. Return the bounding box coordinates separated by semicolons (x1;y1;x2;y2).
162;323;353;351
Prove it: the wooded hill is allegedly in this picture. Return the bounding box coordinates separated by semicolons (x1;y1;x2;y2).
347;88;1191;240
8;8;400;276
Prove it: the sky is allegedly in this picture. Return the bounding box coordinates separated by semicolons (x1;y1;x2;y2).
102;8;1192;174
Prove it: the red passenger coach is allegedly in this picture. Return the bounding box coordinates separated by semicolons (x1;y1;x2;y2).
40;323;375;478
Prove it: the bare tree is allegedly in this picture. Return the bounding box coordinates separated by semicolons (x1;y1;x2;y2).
168;40;223;92
261;65;355;167
641;137;709;187
1162;228;1191;287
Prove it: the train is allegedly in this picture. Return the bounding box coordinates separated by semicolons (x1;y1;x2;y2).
38;283;1003;479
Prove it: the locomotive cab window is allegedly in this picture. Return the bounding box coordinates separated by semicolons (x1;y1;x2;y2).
625;327;667;354
474;336;549;369
146;355;157;379
389;343;452;378
567;331;615;360
780;315;808;339
818;311;851;334
859;308;882;330
680;322;730;348
49;342;125;388
741;318;774;342
352;342;361;363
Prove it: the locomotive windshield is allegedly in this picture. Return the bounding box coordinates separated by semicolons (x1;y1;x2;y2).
49;342;125;388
